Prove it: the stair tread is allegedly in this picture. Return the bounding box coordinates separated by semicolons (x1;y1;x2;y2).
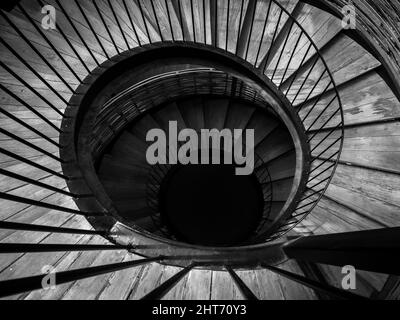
101;179;147;200
111;131;150;167
98;155;148;178
246;111;281;146
256;127;294;163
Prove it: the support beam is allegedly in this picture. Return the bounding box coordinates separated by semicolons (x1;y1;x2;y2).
226;266;259;300
301;0;400;102
0;257;162;298
0;192;99;216
259;2;305;71
0;221;106;236
284;228;400;276
141;264;196;300
373;276;400;300
296;261;333;300
262;264;368;300
236;0;257;57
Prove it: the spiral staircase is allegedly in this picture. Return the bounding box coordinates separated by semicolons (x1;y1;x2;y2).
0;0;399;300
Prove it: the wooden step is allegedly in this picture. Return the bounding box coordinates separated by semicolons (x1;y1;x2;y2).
246;110;280;146
178;97;205;132
243;0;299;65
309;163;400;228
129;114;161;141
299;70;400;130
316;263;387;299
110;131;149;168
99;155;148;178
153;102;187;132
252;259;317;300
224;101;255;131
100;179;147;201
266;150;296;182
114;199;154;222
256;126;294;163
271;178;294;202
265;4;342;84
284;32;381;105
203;97;229;130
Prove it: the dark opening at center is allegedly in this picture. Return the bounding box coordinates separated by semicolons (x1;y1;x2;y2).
159;164;264;247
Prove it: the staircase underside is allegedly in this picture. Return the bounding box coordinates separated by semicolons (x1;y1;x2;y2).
0;0;399;300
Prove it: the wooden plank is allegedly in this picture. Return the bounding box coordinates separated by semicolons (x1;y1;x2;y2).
210;270;243;300
267;150;296;182
255;0;298;68
272;178;293;202
23;236;106;300
310;121;400;173
224;101;255;131
246;110;280;146
43;0;113;62
286;33;381;105
235;270;262;299
0;196;82;245
277;260;318;300
0;214;92;293
322;185;400;228
153;102;187;132
203;98;229;131
177;97;205;133
97;253;148;300
256;127;294;163
89;0;139;49
254;268;285;300
300;71;400;130
181;269;212;300
4;176;68;207
160;266;189;300
374;276;400;300
262;2;305;72
317;264;388;298
128;262;165;299
0;156;62;193
295;195;386;236
60;246;128;300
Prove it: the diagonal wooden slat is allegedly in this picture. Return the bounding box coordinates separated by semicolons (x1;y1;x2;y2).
0;257;162;298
